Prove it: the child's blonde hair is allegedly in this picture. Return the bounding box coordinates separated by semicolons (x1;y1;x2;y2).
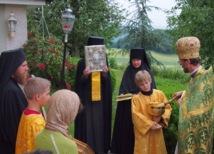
24;77;51;100
135;70;151;85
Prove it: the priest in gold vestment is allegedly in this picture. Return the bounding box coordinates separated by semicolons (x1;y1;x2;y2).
173;36;214;154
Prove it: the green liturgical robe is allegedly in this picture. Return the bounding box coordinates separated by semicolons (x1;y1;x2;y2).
178;66;214;154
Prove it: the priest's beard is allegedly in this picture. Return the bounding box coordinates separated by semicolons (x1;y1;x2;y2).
13;71;28;85
182;66;189;73
183;68;189;73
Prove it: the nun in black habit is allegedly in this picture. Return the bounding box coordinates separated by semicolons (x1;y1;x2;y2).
74;36;112;154
111;48;156;154
0;48;28;153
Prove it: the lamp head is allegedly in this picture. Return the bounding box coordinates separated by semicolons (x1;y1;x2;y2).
7;12;17;39
61;4;75;34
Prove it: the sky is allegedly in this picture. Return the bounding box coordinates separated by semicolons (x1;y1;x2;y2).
114;0;177;29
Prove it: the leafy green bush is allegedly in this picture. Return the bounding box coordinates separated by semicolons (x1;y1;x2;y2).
109;57;128;70
23;32;76;89
117;64;128;70
109;57;118;69
109;69;116;92
163;102;179;153
155;75;187;153
152;65;190;84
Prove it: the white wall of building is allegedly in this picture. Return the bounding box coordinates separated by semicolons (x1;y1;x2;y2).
9;5;27;51
0;5;7;53
0;1;45;54
0;5;27;53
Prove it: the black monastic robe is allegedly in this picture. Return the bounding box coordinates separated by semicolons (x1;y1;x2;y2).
74;59;112;154
0;48;28;154
111;63;156;154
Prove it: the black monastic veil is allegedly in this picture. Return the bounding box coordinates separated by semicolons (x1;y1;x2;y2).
111;48;156;154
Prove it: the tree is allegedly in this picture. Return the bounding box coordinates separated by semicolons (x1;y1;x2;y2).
115;0;174;66
150;29;175;54
27;0;125;57
167;0;214;67
119;0;161;50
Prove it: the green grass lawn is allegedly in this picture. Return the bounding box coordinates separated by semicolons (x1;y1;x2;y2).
150;51;179;67
108;48;180;68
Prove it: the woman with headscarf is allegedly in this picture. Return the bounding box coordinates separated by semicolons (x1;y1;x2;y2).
111;48;156;154
34;90;80;154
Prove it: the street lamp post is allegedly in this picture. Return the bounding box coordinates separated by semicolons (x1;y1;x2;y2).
60;4;75;89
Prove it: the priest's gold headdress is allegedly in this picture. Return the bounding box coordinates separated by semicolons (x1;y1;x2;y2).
176;36;200;59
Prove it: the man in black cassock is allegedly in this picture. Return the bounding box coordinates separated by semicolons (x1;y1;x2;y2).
0;48;29;153
74;36;112;154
